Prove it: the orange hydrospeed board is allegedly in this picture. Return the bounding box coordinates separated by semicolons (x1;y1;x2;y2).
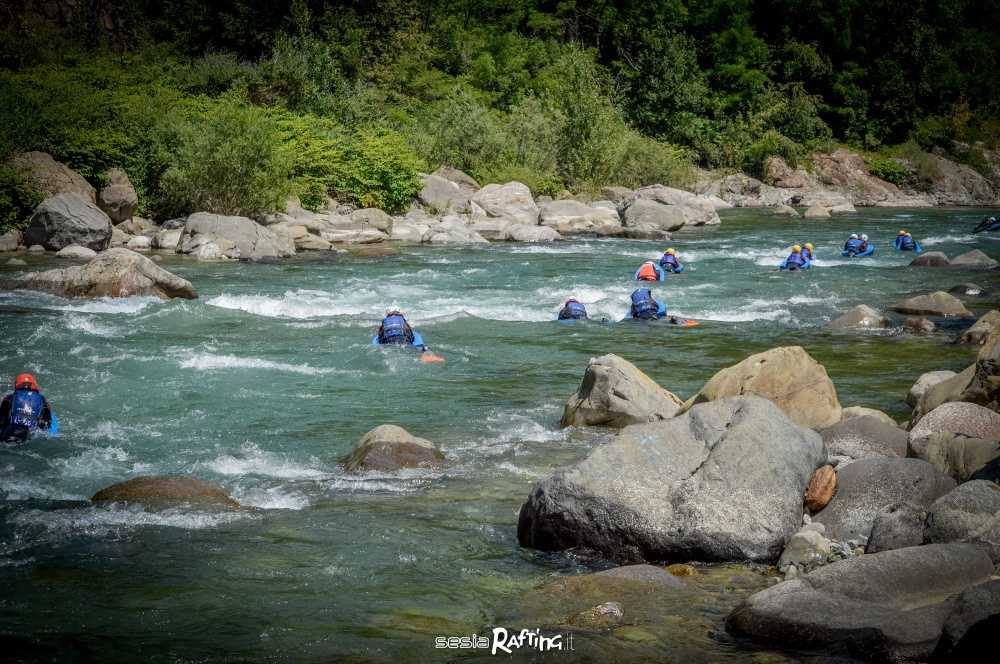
420;352;446;363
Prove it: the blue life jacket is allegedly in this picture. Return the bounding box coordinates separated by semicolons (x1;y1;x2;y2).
897;235;916;250
802;248;814;261
559;301;588;320
785;251;806;267
631;288;659;319
9;389;44;429
659;254;681;270
379;314;413;344
844;238;862;253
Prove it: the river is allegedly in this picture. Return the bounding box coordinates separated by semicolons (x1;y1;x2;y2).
0;207;996;662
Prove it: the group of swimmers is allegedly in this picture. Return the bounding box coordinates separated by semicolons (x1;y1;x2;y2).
781;230;924;270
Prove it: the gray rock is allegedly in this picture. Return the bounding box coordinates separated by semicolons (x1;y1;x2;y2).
910;402;1000;443
518;396;826;563
471;182;539;225
432;166;479;195
778;529;832;571
109;226;130;247
911;364;976;423
911;432;1000;483
349;208;393;233
27;244;45;253
812;457;955;541
726;544;995;662
907;370;959;407
560;354;684;428
890;291;972;317
950;249;998;269
417;174;471;213
125;235;152;251
865;502;927;553
177;212;295;260
925;480;1000;562
55;245;97;260
6;258;26;266
7;248;197;299
840;406;897;428
24;193;113;251
949;282;986;298
7;151;95;202
507;224;561;242
910;251;950;267
97;168;138;223
599;186;633;203
589;564;683;588
569;601;625;628
621;222;673;240
621;198;687;232
904;317;936;334
343;424;444;472
959;310;1000;345
803;205;831;219
0;230;21;251
932;580;1000;661
821;416;907;461
772;204;800;217
538;200;622;236
625;185;721;227
826;305;891;331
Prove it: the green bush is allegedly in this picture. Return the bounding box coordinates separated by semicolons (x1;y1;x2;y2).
743;129;803;177
334;128;423;213
0;166;43;234
865;154;908;186
157;96;293;217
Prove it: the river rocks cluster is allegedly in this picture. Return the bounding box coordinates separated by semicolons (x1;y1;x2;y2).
517;331;1000;662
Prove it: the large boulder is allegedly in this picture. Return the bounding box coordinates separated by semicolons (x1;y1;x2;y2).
518;396;826;563
8;151;95;202
177;212;294;260
417;173;471;213
910;402;1000;443
911;432;1000;483
950;249;998;269
349;208;393;233
825;305;891;331
560;354;683;428
507;224;562;242
911;364;977;422
471;182;539;225
538;200;622;236
680;346;842;430
97;168;138;223
92;476;239;509
621;199;687;232
889;291;972;317
925;480;1000;562
812;457;955;541
907;370;958;407
23;193;113;251
959;310;1000;345
432;165;479;195
803;205;831;219
625;185;721;227
932;580;1000;662
726;544;995;662
7;248;197;299
910;251;951;267
343;424;444;472
821;416;907;462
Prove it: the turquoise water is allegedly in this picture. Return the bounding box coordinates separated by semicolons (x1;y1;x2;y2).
0;208;996;662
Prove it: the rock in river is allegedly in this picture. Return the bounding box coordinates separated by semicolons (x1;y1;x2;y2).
680;346;842;430
950;249;998;269
889;291;971;317
726;543;994;662
518;396;826;564
343;424;444;472
958;309;1000;345
177;212;295;260
825;304;891;331
92;476;239;509
7;248;197;299
560;354;683;428
23;193;113;251
910;251;950;267
471;181;539;225
906;370;958;407
812;457;955;541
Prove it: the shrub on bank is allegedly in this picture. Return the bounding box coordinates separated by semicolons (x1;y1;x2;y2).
0;166;42;234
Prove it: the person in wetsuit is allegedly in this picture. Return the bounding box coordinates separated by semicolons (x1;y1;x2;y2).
557;298;588;320
1;374;53;444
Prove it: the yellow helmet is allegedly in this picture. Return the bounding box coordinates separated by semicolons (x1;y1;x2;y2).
898;229;906;235
805;242;814;249
665;248;676;255
792;244;802;252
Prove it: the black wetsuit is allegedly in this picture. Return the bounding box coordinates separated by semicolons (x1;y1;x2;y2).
0;390;52;443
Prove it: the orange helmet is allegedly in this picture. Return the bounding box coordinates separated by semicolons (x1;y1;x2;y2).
14;373;38;391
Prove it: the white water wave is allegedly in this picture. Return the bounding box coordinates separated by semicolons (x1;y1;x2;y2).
178;352;354;376
203;443;330;480
10;504;250;535
921;234;977;246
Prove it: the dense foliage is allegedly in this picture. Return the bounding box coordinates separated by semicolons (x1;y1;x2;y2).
1;0;997;228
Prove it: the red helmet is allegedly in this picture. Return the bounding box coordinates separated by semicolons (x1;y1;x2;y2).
15;373;38;391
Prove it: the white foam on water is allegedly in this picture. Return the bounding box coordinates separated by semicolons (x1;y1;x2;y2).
178;352;351;376
63;314;119;337
202;443;330;479
49;446;132;479
0;476;85;501
230;484;311;510
494;461;546;478
52;296;160;315
922;234;976;246
691;298;793;323
10;504;249;535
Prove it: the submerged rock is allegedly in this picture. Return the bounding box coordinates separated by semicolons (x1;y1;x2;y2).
910;251;950;267
890;291;972;317
92;476;239;509
560;354;683;428
343;424;444;472
680;346;842;430
568;601;624;628
7;248;197;299
803;205;830;219
24;193;113;251
949;282;987;298
726;544;994;662
825;305;891;331
950;249;998;269
904;317;936;334
925;480;1000;562
518;396;825;564
812;457;955;542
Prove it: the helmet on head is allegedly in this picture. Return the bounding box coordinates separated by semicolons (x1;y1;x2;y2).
898;230;906;235
14;373;38;391
849;233;858;240
565;297;578;305
665;248;676;255
385;304;402;316
861;234;869;241
792;244;802;252
805;242;814;249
